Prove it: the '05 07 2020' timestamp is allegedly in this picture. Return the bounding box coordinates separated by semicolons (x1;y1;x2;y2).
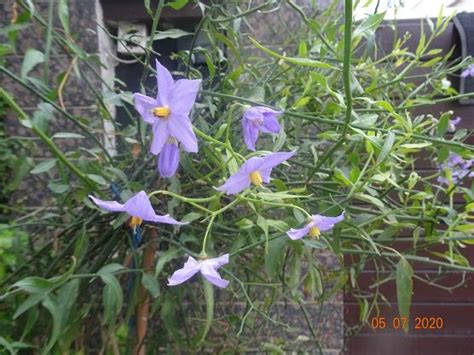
370;316;444;330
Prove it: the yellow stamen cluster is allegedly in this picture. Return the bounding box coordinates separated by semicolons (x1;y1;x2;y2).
129;216;143;227
249;171;263;187
152;106;171;118
309;226;321;238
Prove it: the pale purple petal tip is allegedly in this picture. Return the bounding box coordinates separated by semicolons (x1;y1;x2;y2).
210;254;229;268
150;121;169;155
216;173;251;195
168;114;198;153
158;141;180;178
287;225;311;240
89;195;125;212
170;78;202;116
261;111;281;134
133;93;157;125
155;59;174;106
152;214;187;225
167;256;200;286
201;264;229;289
242;117;259;151
260;150;297;171
313;211;345;232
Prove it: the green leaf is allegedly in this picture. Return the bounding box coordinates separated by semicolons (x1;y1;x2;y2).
334;168;352;186
455;224;474;232
265;236;287;279
99;273;123;325
98;263;125;276
142;273;159;298
355;193;384;209
396;257;413;332
181;212;202;223
86;174;108;186
41;295;62;354
57;0;70;35
354;13;385;38
30;159;56;174
52;132;84;139
257;215;269;252
167;0;189;10
0;336;14;355
21;49;45;79
155;248;180;277
249;37;333;69
11;277;56;294
298;40;308;57
153;29;192;40
376;131;395;164
14;293;45;319
48;181;69;194
437;113;450;136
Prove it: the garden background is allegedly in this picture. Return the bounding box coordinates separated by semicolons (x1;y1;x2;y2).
1;0;473;354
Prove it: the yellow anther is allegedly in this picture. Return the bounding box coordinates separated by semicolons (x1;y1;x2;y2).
249;171;263;187
152;106;171;118
129;216;143;227
309;226;321;238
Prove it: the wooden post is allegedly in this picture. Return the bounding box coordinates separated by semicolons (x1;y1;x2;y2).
134;228;158;355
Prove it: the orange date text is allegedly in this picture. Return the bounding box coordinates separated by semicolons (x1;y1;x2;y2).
370;316;444;330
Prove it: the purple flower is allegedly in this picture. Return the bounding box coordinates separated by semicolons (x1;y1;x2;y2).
242;106;281;151
217;151;296;195
158;137;180;178
287;212;345;240
461;64;474;78
133;59;201;155
437;153;474;185
89;190;185;226
448;116;462;133
167;254;229;288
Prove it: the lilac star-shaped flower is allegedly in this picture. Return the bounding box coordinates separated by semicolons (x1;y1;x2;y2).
168;254;229;288
89;190;185;226
287;212;345;240
216;150;296;195
133;59;201;155
242;106;281;151
437;153;474;185
448;116;461;133
461;64;474;78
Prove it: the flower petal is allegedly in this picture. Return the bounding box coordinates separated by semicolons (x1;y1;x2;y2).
287;225;311;240
242;116;259;151
240;157;265;174
155;59;174;106
89;195;125;212
259;150;296;171
208;254;229;268
158;141;180;178
167;256;201;286
123;191;157;221
133;93;157;125
313;212;345;232
261;111;281;133
259;168;272;183
168;114;198;153
170;78;201;116
201;264;229;288
216;171;251;195
151;214;187;225
150;120;169;155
